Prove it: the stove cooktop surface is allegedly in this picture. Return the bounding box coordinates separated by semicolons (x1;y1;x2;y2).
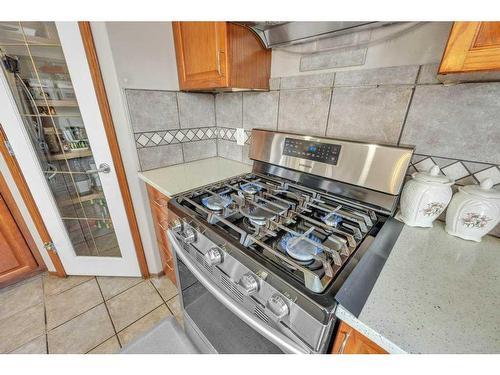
171;172;384;295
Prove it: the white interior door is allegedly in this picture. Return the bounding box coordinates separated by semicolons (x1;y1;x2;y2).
0;21;141;276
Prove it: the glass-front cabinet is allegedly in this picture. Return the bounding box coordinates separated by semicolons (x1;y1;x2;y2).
0;22;141;275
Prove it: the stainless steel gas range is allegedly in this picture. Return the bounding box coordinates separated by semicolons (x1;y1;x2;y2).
167;129;413;354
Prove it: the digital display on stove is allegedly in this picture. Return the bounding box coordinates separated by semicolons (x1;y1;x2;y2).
282;138;341;165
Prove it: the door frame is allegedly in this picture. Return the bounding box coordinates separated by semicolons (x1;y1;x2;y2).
0;22;148;277
0;125;66;277
0;168;45;287
78;22;148;278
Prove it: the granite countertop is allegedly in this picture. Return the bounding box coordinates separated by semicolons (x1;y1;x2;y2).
336;221;500;354
138;157;252;197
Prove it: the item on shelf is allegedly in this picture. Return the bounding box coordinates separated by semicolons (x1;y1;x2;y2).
397;165;454;227
74;174;92;195
39;106;56;115
44;132;61;153
27;78;59;100
55;80;76;100
445;178;500;242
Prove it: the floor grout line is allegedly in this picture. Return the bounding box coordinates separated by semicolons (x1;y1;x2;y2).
94;277;121;348
100;277;145;303
114;302;167;347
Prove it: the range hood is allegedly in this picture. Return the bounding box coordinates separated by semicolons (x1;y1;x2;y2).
235;21;395;48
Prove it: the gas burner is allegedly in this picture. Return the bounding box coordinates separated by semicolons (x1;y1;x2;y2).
201;193;232;211
240;182;262;195
322;211;342;227
280;231;323;263
239;203;277;225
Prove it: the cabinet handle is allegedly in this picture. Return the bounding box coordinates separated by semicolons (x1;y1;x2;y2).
338;331;351;354
216;50;224;76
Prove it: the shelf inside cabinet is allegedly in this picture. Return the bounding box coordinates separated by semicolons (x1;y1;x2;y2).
47;149;92;160
59;190;105;208
35;99;78;107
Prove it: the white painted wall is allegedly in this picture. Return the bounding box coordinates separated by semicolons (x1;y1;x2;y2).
0;152;55;272
91;22;164;274
104;22;179;90
271;22;452;77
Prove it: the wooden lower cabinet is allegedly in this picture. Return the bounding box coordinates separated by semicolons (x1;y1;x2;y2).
331;321;387;354
146;185;176;284
0;194;39;287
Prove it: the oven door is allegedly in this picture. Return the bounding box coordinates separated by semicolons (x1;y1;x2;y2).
168;231;311;354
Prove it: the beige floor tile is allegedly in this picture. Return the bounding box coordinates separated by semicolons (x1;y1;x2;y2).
166;295;183;326
96;276;143;300
43;274;93;296
106;281;163;331
46;279;103;329
10;334;47;354
150;276;178;302
87;335;121;354
0;276;43;321
118;305;172;347
0;303;45;353
47;304;114;354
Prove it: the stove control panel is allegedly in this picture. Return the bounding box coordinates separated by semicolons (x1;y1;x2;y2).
283;138;341;165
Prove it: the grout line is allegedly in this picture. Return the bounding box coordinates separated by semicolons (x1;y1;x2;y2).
323;85;335;137
85;334;118;354
214;92;219;157
396;65;421;146
94;278;120;342
114;302;167;347
396;86;417;146
276;89;281;131
148;278;169;303
175;92;185;163
42;277;49;354
47;301;105;333
43;275;95;298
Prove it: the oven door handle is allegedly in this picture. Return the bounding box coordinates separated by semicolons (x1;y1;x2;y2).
168;231;311;354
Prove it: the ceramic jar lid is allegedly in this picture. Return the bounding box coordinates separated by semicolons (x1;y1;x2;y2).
460;178;500;199
412;165;454;185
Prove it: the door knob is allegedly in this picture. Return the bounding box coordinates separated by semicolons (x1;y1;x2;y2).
86;163;111;174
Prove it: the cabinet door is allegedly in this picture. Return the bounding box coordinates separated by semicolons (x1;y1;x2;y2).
439;22;500;74
0;194;38;286
173;22;228;90
331;321;387;354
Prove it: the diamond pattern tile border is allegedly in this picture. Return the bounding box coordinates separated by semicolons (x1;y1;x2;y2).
135;126;252;148
135;127;217;148
406;154;500;187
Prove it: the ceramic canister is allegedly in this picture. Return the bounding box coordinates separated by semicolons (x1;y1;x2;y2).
398;165;454;227
445;178;500;242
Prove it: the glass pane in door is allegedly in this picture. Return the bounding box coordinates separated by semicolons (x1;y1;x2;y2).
0;21;121;257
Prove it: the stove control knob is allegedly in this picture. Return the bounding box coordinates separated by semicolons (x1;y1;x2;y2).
181;228;196;244
267;293;289;319
238;273;259;296
205;247;223;266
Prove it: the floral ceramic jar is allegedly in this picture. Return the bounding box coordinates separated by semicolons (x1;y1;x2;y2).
398;165;454;227
445;178;500;242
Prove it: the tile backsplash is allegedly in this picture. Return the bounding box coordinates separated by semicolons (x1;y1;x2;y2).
125;65;499;236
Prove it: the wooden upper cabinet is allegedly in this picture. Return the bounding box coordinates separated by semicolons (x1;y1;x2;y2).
172;22;271;91
439;22;500;79
331;321;387;354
